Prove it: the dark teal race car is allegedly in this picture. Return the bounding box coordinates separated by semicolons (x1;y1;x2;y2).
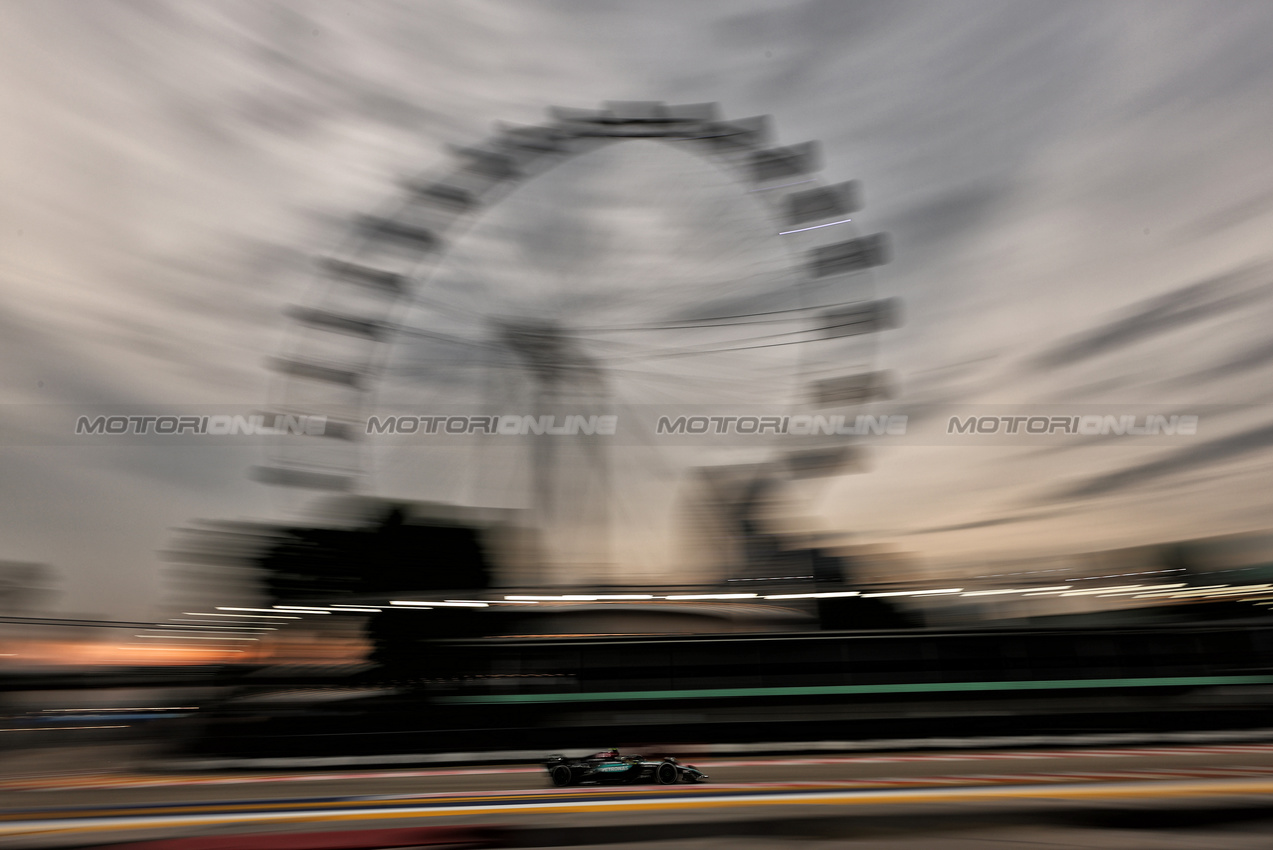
545;749;708;786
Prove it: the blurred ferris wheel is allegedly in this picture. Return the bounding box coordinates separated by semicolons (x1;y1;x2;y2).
259;102;895;586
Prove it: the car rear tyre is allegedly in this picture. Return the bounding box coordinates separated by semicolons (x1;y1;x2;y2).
551;765;573;787
656;762;679;785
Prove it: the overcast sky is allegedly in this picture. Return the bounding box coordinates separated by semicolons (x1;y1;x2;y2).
4;1;1273;619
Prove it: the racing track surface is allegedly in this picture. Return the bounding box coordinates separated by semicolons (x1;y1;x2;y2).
3;744;1273;847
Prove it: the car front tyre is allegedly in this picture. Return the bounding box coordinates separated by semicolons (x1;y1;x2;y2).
551;765;574;787
656;762;679;785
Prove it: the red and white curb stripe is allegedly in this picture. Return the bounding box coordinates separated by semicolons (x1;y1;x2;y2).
5;777;1273;839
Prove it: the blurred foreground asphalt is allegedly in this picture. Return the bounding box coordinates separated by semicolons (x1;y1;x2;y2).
2;741;1273;849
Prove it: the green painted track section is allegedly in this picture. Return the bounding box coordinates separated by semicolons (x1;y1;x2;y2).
437;674;1273;705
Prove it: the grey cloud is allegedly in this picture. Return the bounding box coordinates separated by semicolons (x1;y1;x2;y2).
716;0;895;58
1174;338;1273;386
907;511;1064;536
0;300;161;411
882;181;1008;254
1179;187;1273;239
1048;420;1273;501
1030;268;1270;371
1131;4;1273;115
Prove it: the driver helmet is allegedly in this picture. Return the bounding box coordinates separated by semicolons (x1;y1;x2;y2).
607;748;620;758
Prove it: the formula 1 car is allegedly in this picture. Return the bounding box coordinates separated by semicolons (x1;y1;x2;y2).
545;749;708;786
